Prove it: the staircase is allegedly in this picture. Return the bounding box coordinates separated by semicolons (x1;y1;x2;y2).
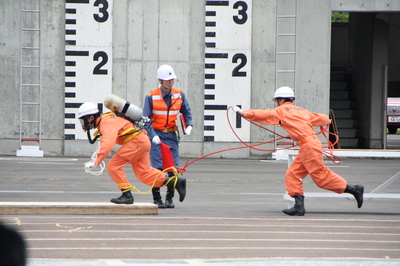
330;69;362;148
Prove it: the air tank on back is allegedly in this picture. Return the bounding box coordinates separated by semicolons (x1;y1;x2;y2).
104;94;143;122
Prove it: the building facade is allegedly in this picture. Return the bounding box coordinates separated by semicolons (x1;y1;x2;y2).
1;0;400;158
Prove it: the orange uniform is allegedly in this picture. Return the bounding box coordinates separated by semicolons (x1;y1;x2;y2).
243;102;347;197
93;113;167;189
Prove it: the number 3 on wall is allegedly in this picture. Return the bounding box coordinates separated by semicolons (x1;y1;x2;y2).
232;1;248;77
93;0;109;23
93;0;109;75
233;1;248;24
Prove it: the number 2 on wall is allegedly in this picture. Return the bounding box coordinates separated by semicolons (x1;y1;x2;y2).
232;53;247;77
93;51;108;75
92;1;110;75
232;1;248;77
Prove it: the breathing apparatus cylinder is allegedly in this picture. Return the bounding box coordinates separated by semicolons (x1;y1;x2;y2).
104;94;143;122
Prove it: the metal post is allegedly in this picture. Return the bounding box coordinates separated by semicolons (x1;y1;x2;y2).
383;65;388;149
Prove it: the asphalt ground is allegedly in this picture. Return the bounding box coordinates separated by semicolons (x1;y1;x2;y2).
0;153;400;266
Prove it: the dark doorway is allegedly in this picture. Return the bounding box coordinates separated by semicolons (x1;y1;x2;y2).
330;12;400;149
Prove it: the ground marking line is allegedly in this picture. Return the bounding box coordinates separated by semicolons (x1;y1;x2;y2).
12;223;400;229
17;162;75;165
19;230;400;236
26;247;400;251
0;158;78;161
25;238;400;243
5;215;400;223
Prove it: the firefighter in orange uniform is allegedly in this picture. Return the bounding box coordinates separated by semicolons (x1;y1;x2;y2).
78;101;186;204
233;86;364;216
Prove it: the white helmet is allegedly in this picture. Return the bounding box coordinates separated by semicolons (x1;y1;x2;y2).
78;102;99;119
273;86;295;99
157;64;177;80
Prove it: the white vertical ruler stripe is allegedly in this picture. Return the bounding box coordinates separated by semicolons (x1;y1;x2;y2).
204;0;252;142
64;0;113;140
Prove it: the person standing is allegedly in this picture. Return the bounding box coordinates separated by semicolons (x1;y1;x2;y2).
233;86;364;216
78;101;186;205
143;64;193;208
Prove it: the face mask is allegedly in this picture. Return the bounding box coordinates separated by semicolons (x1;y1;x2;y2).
79;117;91;131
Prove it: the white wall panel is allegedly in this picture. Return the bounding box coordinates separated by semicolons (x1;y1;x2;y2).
64;0;113;140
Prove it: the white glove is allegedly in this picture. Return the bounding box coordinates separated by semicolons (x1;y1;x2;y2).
141;116;151;123
152;135;161;144
84;161;97;170
185;125;193;136
232;106;244;115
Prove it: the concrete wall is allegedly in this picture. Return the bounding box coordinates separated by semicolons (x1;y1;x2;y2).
0;0;65;156
65;0;207;158
296;0;332;111
1;0;400;158
370;15;389;148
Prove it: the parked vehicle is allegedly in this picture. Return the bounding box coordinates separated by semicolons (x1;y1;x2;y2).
387;98;400;134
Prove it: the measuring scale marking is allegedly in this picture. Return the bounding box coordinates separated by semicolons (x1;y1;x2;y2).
204;0;252;142
64;0;113;140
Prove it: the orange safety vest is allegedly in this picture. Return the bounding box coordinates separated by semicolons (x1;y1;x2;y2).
147;87;183;131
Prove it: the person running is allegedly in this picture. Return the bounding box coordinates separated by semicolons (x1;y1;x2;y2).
233;86;364;216
78;101;186;205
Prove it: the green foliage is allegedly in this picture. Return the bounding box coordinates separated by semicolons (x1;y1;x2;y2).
332;12;349;22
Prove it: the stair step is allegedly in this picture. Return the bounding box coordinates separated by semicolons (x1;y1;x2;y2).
333;109;358;119
339;138;361;148
330;90;351;100
338;128;358;138
331;71;348;81
335;119;359;128
330;100;354;109
330;81;348;90
16;145;44;157
330;70;362;149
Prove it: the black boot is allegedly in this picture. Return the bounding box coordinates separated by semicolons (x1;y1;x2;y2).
152;187;166;208
283;195;305;216
164;176;186;202
165;188;175;208
110;188;134;204
344;184;364;208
